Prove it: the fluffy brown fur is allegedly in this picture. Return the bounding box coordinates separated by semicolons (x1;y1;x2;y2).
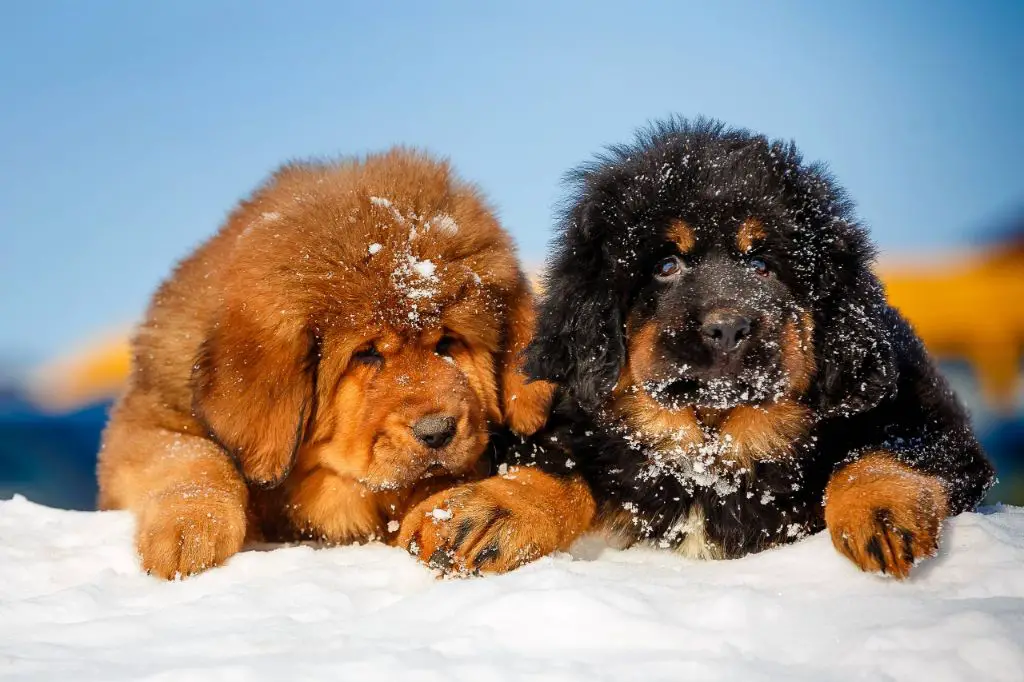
398;465;596;574
97;149;553;579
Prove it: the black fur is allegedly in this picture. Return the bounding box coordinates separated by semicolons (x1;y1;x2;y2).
505;117;994;558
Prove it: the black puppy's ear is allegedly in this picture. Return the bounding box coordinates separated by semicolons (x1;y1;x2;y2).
810;222;897;418
191;303;319;488
522;200;626;411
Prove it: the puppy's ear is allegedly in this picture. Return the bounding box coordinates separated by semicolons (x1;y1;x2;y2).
498;273;555;435
810;222;897;418
522;200;626;411
191;304;318;488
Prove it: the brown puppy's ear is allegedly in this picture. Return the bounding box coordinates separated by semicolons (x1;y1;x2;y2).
191;304;318;488
499;274;555;436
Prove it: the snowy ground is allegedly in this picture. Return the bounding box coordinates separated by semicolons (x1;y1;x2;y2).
1;496;1022;682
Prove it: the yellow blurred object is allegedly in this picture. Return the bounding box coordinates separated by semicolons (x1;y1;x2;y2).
879;240;1024;412
29;330;132;413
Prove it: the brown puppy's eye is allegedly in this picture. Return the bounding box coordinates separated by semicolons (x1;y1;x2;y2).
655;255;683;280
435;335;458;357
748;258;769;276
353;344;383;365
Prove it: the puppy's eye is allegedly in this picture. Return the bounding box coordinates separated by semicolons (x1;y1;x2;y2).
435;335;459;357
748;258;770;276
353;344;383;365
655;256;684;280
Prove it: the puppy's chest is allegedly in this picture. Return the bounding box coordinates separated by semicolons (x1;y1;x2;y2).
606;407;825;558
247;465;468;546
618;402;815;492
245;470;402;545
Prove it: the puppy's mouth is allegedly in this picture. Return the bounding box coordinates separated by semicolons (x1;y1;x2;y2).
359;436;484;492
360;460;458;492
420;462;449;478
642;370;785;410
646;377;701;403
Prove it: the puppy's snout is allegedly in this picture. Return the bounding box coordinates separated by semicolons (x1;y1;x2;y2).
411;414;457;449
701;311;752;354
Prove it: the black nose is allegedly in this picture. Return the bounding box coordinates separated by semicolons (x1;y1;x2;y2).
701;312;752;353
412;415;457;449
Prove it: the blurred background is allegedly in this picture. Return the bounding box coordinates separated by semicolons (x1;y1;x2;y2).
1;1;1021;510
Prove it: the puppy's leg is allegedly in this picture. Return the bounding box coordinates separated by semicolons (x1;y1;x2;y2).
397;467;595;575
824;452;948;579
99;410;248;580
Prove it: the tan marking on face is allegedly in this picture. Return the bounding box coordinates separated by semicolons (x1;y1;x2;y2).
623;320;659;383
718;399;811;468
610;319;705;451
667;219;696;254
695;406;726;430
736;217;767;253
780;311;816;396
613;387;706;452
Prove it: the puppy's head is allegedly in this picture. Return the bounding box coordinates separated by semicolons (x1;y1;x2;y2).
525;117;896;418
191;150;552;489
624;216;815;410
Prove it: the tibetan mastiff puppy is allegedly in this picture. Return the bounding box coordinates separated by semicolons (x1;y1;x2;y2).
98;149;553;579
400;118;995;579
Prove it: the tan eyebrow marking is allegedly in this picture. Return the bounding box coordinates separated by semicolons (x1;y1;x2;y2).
667;219;696;253
736;218;767;253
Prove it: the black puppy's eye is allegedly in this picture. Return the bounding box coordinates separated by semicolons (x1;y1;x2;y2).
748;258;769;276
353;344;383;365
435;335;458;357
655;255;684;280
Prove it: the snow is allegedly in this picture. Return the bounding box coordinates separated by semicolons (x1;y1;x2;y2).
429;507;453;522
393;254;440;305
366;194;445;313
1;495;1022;681
429;213;459;235
410;257;437;280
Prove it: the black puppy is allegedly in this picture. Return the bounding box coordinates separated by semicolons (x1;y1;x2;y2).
401;117;995;578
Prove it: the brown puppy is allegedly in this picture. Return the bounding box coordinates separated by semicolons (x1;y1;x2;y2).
97;149;553;579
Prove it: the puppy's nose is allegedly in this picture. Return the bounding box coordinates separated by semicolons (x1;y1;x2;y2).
701;312;752;353
411;414;457;449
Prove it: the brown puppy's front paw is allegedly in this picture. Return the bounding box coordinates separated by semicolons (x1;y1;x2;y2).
135;486;247;580
396;467;595;576
825;453;948;579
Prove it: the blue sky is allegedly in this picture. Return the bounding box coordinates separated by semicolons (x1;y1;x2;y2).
1;1;1021;366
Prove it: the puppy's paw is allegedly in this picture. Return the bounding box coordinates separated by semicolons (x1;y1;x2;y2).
397;467;595;576
825;453;948;579
135;485;247;580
